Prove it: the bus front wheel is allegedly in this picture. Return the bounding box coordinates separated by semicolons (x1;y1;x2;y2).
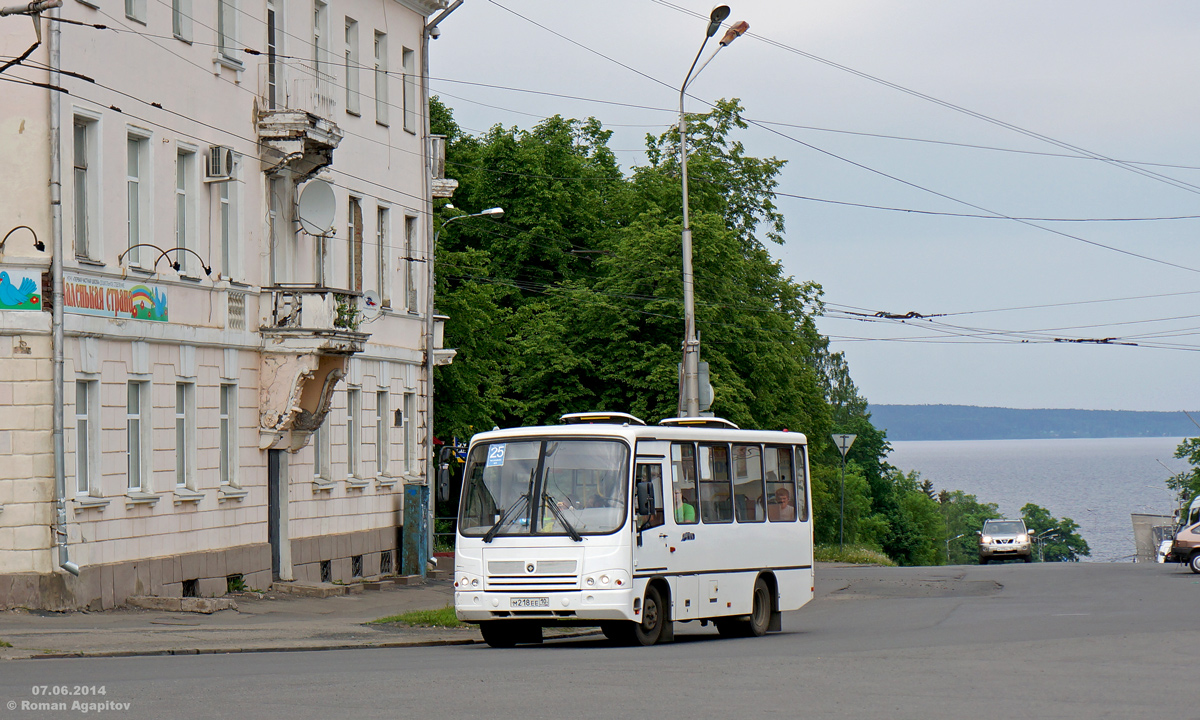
632;585;665;646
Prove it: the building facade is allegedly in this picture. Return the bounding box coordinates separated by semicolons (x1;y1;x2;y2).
0;0;454;609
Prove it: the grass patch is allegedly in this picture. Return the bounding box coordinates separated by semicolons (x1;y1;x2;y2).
815;544;897;566
0;640;12;648
371;605;463;628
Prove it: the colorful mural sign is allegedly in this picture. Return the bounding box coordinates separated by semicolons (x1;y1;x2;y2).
0;269;43;311
64;273;169;322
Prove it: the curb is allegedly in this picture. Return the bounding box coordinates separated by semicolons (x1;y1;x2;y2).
17;629;603;661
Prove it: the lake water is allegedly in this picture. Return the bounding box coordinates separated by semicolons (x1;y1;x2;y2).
887;437;1188;563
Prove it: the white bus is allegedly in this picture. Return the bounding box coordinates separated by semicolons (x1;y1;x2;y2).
454;412;815;647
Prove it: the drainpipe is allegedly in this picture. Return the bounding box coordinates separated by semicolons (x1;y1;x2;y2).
417;0;461;572
48;4;79;576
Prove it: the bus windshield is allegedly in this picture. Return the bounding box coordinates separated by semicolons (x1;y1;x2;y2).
459;438;630;538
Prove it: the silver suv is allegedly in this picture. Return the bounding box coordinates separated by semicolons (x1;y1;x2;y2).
979;519;1033;564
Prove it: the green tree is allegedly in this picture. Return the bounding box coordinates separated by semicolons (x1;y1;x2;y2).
1167;437;1200;508
938;490;1000;565
1020;503;1090;562
430;96;928;562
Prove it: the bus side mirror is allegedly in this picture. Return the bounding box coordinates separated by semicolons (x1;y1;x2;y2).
636;480;654;517
437;464;451;503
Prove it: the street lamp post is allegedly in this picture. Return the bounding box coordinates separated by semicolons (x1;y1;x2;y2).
946;533;965;564
407;205;504;577
677;6;747;417
1035;530;1060;562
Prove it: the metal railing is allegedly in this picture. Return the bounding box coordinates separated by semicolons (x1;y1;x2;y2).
257;60;337;119
264;285;360;331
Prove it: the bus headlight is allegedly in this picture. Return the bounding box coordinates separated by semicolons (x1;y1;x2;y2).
582;570;629;589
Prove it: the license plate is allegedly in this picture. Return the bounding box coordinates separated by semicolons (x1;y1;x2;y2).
510;597;549;608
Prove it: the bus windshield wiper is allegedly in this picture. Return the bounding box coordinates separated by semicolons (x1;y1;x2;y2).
543;494;583;542
483;493;529;543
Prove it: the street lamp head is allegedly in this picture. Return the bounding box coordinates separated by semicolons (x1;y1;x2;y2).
719;20;749;46
480;207;505;218
706;5;731;37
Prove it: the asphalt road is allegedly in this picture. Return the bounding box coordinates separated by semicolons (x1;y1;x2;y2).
1;562;1196;719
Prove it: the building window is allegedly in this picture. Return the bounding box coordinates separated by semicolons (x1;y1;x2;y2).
314;422;331;482
125;0;146;24
376;206;390;308
218;157;240;281
347;388;361;478
403;392;415;473
402;47;416;133
344;18;359;115
74;381;97;495
375;391;388;477
374;31;388;126
220;384;238;486
269;176;291;284
172;0;192;41
174;148;197;275
175;382;196;489
126;133;150;267
217;0;238;60
127;381;148;492
73;117;99;260
266;0;281;108
348;196;363;292
404;215;417;312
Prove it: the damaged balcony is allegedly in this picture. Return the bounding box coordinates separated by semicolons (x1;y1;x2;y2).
259;286;369;451
257;61;343;178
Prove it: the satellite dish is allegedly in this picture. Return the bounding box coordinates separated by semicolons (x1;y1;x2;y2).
361;290;382;320
296;179;336;235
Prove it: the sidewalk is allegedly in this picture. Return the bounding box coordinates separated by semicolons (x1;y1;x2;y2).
0;579;483;660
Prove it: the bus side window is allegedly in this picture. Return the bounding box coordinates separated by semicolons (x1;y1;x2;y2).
765;445;797;522
699;443;733;523
795;445;809;521
671;443;698;525
733;444;765;523
635;463;664;530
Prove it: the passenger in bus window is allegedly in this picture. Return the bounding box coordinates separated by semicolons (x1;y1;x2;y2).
769;487;795;521
674;487;697;524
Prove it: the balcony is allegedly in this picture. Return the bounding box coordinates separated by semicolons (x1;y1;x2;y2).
258;286;368;451
257;61;343;179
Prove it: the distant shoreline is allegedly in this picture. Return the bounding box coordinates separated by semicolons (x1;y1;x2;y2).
869;404;1200;442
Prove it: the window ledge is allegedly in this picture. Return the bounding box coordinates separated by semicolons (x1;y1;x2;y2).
177;273;203;283
213;54;244;73
344;477;371;490
376;475;398;490
219;486;249;502
75;257;105;267
173;488;205;505
312;479;338;492
73;495;110;510
127;266;156;276
125;491;159;506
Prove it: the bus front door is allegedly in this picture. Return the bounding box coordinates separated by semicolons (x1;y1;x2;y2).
633;448;696;623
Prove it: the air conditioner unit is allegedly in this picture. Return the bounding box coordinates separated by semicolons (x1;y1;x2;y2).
204;145;234;182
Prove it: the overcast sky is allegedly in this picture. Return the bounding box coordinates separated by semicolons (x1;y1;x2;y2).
430;1;1200;413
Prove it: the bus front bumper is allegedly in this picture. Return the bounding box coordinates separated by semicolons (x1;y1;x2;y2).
455;588;635;623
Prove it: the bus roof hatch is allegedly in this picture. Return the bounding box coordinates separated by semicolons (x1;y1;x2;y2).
657;417;740;429
560;411;647;426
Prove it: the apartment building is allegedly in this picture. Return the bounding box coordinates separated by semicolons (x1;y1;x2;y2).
0;0;456;609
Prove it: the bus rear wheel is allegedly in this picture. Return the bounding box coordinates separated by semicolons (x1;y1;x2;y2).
717;578;771;638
